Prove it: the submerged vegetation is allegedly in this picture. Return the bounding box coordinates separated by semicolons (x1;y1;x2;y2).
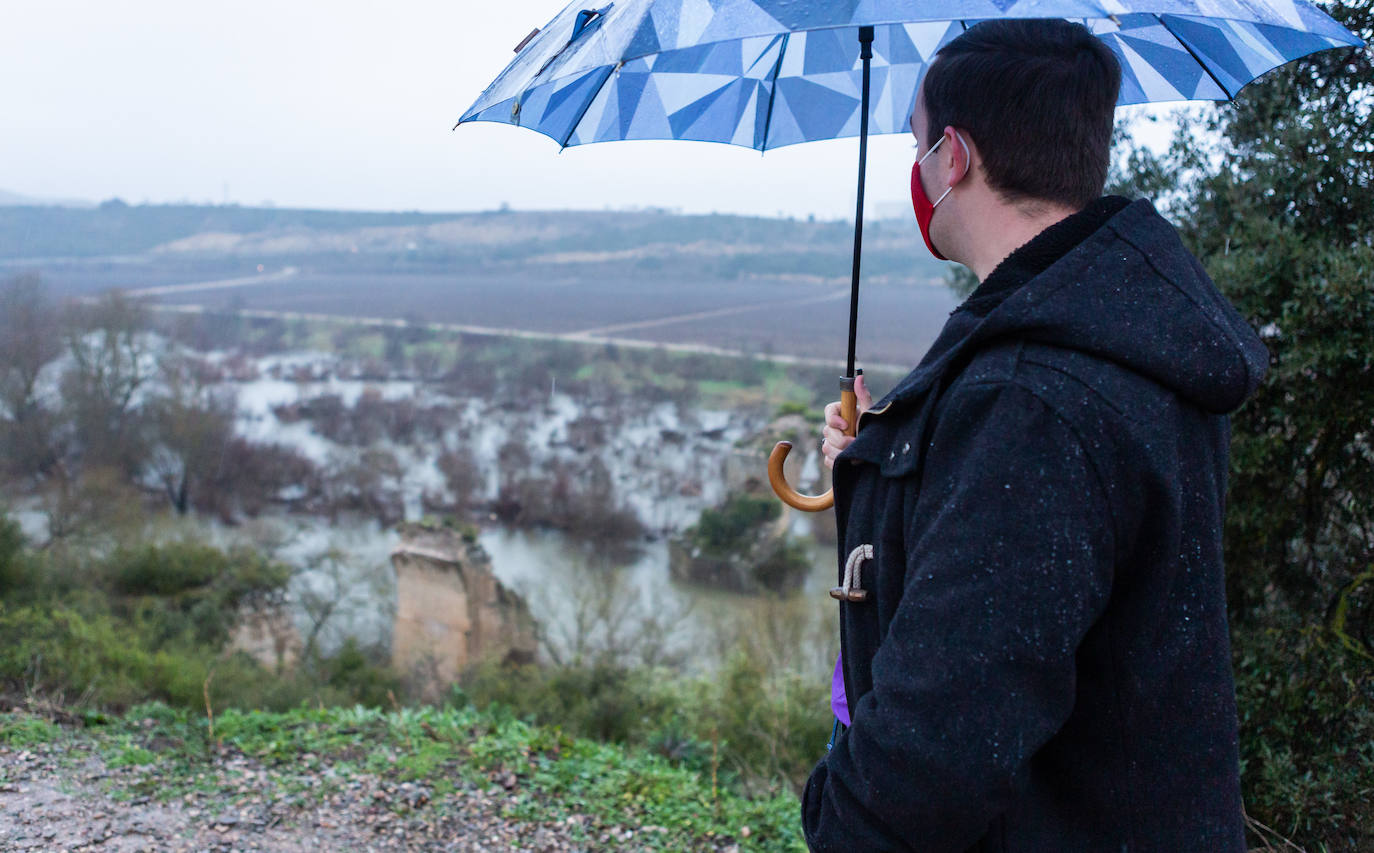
672;493;813;594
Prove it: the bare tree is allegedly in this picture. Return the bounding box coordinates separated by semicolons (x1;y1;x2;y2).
60;292;154;475
39;464;145;550
0;275;63;477
0;274;62;418
531;565;692;670
147;354;236;514
436;442;483;512
320;447;405;525
297;548;349;662
292;546;392;664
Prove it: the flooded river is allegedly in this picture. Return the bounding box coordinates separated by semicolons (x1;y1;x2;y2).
9;344;842;679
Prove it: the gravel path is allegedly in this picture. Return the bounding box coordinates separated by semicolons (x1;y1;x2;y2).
0;738;692;852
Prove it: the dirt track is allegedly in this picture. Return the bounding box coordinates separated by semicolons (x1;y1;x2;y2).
0;738;659;853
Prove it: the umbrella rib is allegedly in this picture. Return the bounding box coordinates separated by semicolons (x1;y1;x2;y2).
559;65;617;150
759;33;790;152
1155;14;1233;99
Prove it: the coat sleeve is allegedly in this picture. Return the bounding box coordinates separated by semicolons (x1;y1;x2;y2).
803;380;1118;852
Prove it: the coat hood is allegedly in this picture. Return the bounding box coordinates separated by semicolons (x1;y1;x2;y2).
878;199;1269;416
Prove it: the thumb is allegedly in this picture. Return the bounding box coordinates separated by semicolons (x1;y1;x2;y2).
854;373;874;413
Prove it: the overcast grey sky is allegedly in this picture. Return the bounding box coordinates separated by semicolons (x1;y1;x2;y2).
1;1;1177;218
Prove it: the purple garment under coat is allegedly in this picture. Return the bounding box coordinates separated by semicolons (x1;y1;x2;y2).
830;654;850;726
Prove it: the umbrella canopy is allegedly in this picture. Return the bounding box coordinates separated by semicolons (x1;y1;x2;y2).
458;0;1361;150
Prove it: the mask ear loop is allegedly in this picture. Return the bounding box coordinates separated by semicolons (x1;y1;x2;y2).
928;131;971;208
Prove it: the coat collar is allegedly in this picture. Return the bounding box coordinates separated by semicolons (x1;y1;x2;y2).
839;197;1145;474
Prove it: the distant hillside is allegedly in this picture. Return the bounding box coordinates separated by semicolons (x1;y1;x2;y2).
0;188;94;209
0;200;467;260
0;201;943;284
0;200;838;261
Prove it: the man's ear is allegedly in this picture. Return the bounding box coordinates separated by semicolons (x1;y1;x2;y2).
944;126;974;187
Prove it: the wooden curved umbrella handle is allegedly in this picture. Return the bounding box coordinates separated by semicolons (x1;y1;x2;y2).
769;382;857;513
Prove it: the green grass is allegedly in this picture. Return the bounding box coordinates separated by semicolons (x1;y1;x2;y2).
0;703;806;852
0;714;61;746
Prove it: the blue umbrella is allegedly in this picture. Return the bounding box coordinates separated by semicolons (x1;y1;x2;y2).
460;1;1360;149
457;0;1362;509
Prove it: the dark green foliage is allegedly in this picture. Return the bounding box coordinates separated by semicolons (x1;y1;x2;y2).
460;660;679;746
0;599;398;716
458;653;830;797
107;542;224;597
1190;6;1373;845
0;537;288;708
677;494;812;594
0;604;155;708
319;638;403;710
692;494;779;556
1108;1;1373;844
0;515;29;597
0;531;400;715
103;542;289;647
707;653;831;795
1232;602;1374;846
1175;0;1374;624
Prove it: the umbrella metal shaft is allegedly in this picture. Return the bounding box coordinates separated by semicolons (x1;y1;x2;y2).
847;26;874;380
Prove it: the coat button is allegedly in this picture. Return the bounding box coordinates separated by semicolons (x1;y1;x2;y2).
902;442;910;453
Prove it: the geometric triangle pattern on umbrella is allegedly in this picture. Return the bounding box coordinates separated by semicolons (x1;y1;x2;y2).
459;2;1362;151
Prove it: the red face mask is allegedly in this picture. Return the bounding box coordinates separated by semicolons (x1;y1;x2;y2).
910;132;968;261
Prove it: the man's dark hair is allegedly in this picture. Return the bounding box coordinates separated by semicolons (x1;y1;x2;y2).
922;19;1122;209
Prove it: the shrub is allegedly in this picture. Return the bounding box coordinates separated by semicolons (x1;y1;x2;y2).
107;542;223;597
495;456;645;547
0;514;30;599
753;539;813;593
319;638;403;709
1232;598;1374;847
692;494;779;556
0;604;157;709
705;652;831;796
458;654;830;797
103;542;289;648
460;660;680;746
1099;3;1372;844
674;494;811;594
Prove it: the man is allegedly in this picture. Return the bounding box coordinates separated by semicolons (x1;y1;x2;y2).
803;19;1267;852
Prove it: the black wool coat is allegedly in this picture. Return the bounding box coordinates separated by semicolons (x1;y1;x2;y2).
802;199;1270;852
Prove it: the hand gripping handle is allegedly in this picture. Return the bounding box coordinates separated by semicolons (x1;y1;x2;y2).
768;378;857;513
